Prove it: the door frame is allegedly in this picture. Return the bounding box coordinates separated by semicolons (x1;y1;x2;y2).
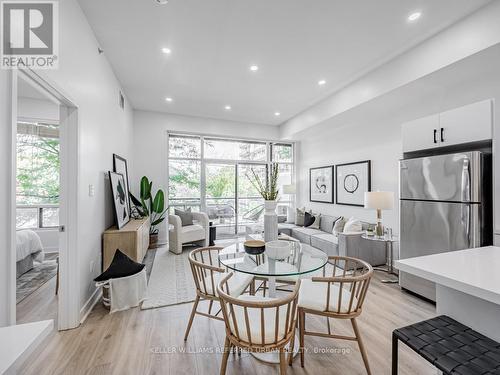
9;69;80;330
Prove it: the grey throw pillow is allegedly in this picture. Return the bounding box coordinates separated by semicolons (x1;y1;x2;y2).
175;208;193;226
295;207;306;226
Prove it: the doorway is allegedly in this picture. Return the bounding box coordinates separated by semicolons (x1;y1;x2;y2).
10;70;79;330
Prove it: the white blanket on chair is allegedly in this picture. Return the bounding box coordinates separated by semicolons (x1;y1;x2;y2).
16;230;44;262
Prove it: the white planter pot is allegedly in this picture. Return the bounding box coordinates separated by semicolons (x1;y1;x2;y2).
264;200;278;242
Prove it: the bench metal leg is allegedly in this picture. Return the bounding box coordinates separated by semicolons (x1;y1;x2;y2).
392;332;398;375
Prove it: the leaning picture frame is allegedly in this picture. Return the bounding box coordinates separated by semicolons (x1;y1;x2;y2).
113;154;131;214
109;171;130;229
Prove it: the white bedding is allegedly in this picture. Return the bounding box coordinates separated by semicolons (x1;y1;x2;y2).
16;230;44;262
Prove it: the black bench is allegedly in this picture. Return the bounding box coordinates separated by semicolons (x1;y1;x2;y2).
392;315;500;375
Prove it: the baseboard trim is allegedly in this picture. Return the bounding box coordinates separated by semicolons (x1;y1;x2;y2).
79;287;102;324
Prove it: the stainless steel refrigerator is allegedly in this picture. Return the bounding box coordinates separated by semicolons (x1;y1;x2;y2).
399;151;492;301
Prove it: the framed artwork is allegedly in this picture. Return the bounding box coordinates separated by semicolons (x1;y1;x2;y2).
335;160;371;206
309;166;334;203
109;171;130;229
113;154;130;213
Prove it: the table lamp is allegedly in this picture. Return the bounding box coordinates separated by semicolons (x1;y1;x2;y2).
283;184;296;223
364;191;394;237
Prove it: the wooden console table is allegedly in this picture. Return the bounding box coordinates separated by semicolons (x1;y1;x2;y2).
103;217;150;270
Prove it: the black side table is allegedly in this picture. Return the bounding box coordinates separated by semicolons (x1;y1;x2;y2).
209;222;216;246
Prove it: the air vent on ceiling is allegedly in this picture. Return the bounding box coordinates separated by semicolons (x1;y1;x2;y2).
119;91;125;110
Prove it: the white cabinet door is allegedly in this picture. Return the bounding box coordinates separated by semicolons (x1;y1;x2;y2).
439;100;492;146
402;114;440;152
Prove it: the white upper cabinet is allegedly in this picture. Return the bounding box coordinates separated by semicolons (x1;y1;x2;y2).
439;100;493;147
402;99;493;153
402;114;440;153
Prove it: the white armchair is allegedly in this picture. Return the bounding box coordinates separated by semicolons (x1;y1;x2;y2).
168;212;210;254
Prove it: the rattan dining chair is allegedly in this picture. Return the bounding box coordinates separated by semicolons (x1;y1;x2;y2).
184;246;253;341
217;273;301;375
295;256;373;374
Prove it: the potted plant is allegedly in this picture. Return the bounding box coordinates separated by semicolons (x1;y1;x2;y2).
246;163;279;242
130;176;168;248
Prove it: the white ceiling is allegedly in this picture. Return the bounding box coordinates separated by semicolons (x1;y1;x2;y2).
78;0;491;125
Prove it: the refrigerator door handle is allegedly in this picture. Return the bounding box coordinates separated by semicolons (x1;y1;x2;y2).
461;158;471;202
462;204;471;246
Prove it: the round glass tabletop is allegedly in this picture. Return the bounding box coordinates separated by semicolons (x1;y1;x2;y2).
218;240;329;277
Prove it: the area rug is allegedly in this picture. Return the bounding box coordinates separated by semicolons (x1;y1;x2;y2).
141;246;197;310
16;253;58;303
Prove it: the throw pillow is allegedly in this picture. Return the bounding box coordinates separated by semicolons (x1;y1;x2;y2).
304;212;321;229
94;249;145;282
295;207;306;226
343;217;363;234
332;216;346;235
304;211;314;227
175;208;194;226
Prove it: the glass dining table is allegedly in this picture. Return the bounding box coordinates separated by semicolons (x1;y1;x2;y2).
218;239;328;364
218;239;329;298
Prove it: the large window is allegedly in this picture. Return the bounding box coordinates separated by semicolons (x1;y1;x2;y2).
168;134;294;236
16;121;60;229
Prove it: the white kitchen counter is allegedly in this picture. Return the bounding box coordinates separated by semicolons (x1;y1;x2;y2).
396;246;500;341
0;320;53;375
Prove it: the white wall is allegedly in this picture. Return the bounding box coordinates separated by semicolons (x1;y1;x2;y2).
132;110;280;187
297;122;401;231
0;70;16;326
0;0;134;325
282;1;500;139
294;45;500;235
18;97;59;123
132;110;280;240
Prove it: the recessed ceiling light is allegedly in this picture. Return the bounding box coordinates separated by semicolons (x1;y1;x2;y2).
249;65;259;72
274;112;281;116
165;97;173;102
408;12;422;22
225;105;231;110
318;79;326;86
161;47;171;54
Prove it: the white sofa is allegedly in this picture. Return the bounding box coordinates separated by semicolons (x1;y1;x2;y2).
168;212;210;254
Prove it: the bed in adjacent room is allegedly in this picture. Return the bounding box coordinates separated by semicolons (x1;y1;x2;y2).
16;230;44;278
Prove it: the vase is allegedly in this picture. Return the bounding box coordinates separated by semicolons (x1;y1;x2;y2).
264;200;278;243
149;233;159;249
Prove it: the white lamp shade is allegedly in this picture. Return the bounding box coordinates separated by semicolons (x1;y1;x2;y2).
283;184;296;195
364;191;394;210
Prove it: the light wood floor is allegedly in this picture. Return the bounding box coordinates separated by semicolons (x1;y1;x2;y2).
17;274;58;325
19;272;437;375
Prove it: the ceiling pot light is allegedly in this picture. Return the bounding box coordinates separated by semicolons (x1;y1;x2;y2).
274;112;281;116
165;97;173;102
225;105;231;110
318;79;326;86
408;12;422;22
249;65;259;72
161;47;171;54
